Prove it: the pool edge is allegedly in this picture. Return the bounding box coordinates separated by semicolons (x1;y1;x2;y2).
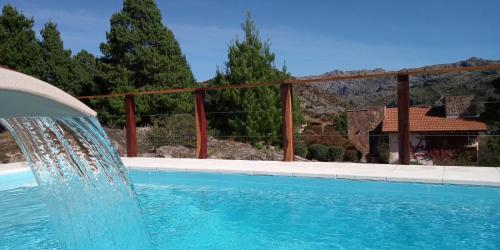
121;158;500;187
1;159;499;187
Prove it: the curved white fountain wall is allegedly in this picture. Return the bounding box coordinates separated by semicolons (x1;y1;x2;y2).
0;67;151;249
0;67;96;118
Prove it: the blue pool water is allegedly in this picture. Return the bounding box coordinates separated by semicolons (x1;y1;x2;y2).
1;170;499;249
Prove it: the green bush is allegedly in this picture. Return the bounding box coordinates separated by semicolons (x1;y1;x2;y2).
255;142;264;150
428;148;476;166
333;113;347;136
307;144;330;161
145;114;196;149
479;137;500;167
368;140;389;164
145;124;167;150
295;142;308;158
344;149;361;162
328;146;345;162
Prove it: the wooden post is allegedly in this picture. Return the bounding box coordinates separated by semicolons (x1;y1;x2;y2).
397;74;410;165
281;83;295;162
125;94;138;157
195;90;208;159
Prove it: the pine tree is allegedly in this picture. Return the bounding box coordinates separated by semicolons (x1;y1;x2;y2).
0;6;96;97
97;0;196;126
0;4;43;77
39;22;75;93
206;13;302;146
71;50;98;97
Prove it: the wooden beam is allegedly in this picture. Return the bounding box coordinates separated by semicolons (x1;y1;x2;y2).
125;95;138;157
281;84;295;162
195;90;208;159
397;74;410;165
77;64;500;100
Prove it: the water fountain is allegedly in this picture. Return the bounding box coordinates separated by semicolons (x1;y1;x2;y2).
0;67;152;249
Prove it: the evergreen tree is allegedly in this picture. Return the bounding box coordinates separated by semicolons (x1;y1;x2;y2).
0;6;96;97
98;0;196;126
206;13;302;145
39;22;74;93
71;50;98;97
0;4;43;77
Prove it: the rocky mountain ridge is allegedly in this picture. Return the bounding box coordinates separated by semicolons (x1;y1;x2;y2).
295;57;500;119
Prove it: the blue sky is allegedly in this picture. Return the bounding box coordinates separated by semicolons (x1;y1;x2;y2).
1;0;499;81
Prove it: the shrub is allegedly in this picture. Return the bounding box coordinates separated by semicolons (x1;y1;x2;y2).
344;149;361;162
145;114;196;149
328;146;345;162
307;144;330;161
427;149;458;166
295;142;308;158
333;113;347;136
454;152;475;166
479;137;500;167
145;124;167;150
368;141;389;163
427;148;476;166
255;142;264;150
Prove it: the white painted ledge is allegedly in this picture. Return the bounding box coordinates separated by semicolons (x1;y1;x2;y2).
0;67;96;118
0;162;30;176
122;158;500;187
2;159;500;187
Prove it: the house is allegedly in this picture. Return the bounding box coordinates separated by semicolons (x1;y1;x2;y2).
347;96;488;165
346;107;385;162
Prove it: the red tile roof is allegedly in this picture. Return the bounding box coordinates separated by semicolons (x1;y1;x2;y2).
382;107;488;132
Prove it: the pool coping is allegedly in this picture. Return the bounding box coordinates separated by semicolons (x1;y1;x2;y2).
2;159;500;187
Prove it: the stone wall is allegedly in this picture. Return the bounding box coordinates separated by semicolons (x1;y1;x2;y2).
444;96;476;118
347;107;385;161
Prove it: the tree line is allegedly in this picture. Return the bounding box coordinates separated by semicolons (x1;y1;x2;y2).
0;0;301;147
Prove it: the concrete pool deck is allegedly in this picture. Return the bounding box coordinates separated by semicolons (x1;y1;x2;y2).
1;158;500;187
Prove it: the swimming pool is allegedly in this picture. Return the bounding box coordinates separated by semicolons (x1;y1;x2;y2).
1;170;499;249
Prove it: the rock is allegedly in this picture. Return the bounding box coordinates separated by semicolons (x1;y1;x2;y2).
1;128;308;163
0;132;24;163
155;145;195;158
207;137;283;161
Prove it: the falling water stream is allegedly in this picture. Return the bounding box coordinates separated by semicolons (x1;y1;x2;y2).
0;116;152;249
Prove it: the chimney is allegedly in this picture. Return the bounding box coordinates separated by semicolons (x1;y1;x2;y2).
444;96;476;118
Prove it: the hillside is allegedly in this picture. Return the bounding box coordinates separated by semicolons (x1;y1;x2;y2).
0;128;294;164
296;57;500;118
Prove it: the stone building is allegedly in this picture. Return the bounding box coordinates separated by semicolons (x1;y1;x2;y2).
347;96;488;165
346;107;385;162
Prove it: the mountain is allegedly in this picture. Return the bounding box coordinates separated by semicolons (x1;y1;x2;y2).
294;57;500;119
